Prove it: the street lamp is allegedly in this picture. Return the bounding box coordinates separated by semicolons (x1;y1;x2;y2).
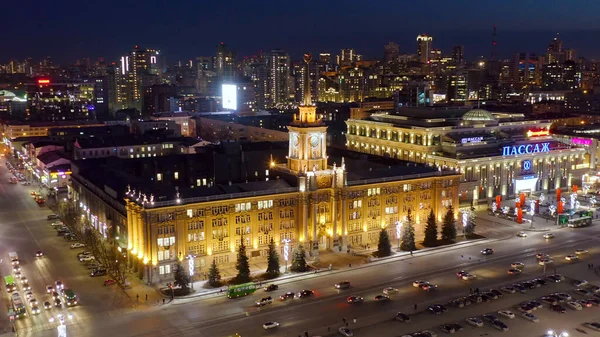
186;254;196;289
282;239;290;273
395;221;402;249
49;314;73;337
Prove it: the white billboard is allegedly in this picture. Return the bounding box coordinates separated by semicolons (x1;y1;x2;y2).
222;84;237;110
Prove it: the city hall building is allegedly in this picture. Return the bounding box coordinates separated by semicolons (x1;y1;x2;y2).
71;88;460;284
345;108;590;206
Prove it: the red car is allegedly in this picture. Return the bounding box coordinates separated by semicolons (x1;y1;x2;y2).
103;279;117;286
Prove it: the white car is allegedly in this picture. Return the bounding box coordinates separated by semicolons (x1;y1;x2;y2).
413;280;428;288
501;286;516;294
262;322;279;330
461;273;476;280
79;255;95;262
383;287;398;295
521;312;538;322
465;317;484;327
517;231;528;237
497;310;515;319
339;327;353;337
70;243;85;249
574;280;589;287
511;262;525;269
543;233;554;239
538;258;553;266
576;249;589;255
567;301;583;311
51;222;64;227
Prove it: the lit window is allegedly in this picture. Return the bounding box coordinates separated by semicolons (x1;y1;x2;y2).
157;238;163;246
174;172;179;180
157;173;162;181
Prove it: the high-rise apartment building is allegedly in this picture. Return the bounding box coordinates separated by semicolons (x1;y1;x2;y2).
383;42;400;63
417;34;433;64
452;45;464;65
115;46;161;113
266;49;291;108
336;49;360;67
215;42;236;83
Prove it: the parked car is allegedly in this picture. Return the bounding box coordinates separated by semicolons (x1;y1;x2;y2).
47;214;60;220
103;279;117;286
264;284;278;292
465;317;483;327
71;243;86;249
521;312;538;322
90;269;107;277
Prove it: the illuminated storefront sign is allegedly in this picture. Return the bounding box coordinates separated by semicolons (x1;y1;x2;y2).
37;79;50;84
502;142;550;156
526;130;550;137
572;138;592;146
461;136;483;144
522;160;532;171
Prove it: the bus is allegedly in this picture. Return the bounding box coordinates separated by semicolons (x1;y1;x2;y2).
4;275;16;292
63;289;78;306
11;292;26;318
568;216;592;228
227;282;257;299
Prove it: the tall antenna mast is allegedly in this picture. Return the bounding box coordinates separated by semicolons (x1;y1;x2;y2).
491;25;497;60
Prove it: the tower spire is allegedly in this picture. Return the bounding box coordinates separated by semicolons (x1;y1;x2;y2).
302;53;312;106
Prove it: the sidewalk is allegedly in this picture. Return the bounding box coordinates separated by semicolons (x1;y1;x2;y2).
171;233;510;302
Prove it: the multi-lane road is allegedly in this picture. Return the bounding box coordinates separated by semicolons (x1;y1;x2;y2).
1;158;600;337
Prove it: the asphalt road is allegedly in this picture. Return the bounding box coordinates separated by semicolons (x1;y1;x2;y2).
2;156;600;337
0;160;131;336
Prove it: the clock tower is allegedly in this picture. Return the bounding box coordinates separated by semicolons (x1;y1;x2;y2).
287;53;328;173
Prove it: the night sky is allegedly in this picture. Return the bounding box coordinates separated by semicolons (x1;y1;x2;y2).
3;0;600;64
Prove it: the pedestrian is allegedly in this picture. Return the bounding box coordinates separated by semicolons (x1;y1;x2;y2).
461;255;464;258
349;263;352;268
162;298;165;304
345;322;348;327
136;294;139;302
410;250;413;256
343;318;347;324
304;331;308;337
328;326;331;332
413;303;417;311
469;287;473;294
145;294;148;301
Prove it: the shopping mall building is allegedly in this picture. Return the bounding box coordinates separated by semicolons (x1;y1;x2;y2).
345;108;590;206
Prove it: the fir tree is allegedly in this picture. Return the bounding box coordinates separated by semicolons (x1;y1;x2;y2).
400;208;416;251
423;209;438;247
442;205;457;241
290;244;308;272
208;259;221;287
173;261;190;291
266;238;281;277
235;234;251;283
465;211;477;236
376;229;392;257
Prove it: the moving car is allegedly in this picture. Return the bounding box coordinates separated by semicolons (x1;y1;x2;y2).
103;279;117;286
511;262;525;269
279;292;294;301
262;322;279;330
31;305;40;314
395;312;410;322
521;312;538;322
413;280;428;287
542;233;554;239
339;327;353;337
43;301;52;310
497;310;515;319
46;285;54;293
335;281;351;289
374;295;389;301
28;298;38;307
427;304;446;315
566;254;579;261
51;291;60;299
465;317;483;327
538;258;553;266
55;281;64;290
583;322;600;332
507;269;522;275
576;249;589;255
264;284;278;292
517;231;527;237
383;287;398;295
536;253;549;259
35;250;43;257
346;296;363;304
256;297;273;306
481;248;494;255
22;282;30;291
296;290;314;298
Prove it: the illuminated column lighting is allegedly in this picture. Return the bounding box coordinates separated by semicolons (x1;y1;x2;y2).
282;239;290;273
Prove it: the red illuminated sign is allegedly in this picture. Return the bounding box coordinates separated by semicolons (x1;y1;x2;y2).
526;130;549;137
37;79;50;84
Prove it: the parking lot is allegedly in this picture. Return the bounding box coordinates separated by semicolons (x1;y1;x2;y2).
354;262;600;337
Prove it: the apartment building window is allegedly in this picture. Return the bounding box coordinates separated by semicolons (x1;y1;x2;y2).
159;265;171;275
258;200;273;210
174;172;179;180
235;202;251;212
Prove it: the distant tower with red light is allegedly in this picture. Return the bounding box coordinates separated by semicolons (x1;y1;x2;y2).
416;34;433;64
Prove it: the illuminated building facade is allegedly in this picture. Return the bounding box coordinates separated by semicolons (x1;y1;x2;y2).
25;78;96;121
345;108;590;205
417;34;433;64
71;57;460;284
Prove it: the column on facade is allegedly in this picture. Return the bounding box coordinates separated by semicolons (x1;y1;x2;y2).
130;206;139;256
311;201;318;251
136;208;144;260
321;133;326;159
341;194;347;251
331;190;338;249
302;196;308;244
126;203;134;250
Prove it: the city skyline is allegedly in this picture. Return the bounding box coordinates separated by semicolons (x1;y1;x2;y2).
2;0;600;63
